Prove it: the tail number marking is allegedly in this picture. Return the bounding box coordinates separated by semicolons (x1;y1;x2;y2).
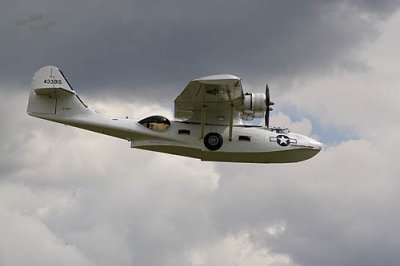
44;79;62;84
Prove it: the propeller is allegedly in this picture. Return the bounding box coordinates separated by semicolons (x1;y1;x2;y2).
265;84;274;128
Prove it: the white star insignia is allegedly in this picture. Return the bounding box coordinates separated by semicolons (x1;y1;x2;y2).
277;136;289;145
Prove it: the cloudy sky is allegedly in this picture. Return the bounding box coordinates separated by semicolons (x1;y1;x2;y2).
1;0;400;265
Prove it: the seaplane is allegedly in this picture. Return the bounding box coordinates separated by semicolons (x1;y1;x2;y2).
27;66;322;163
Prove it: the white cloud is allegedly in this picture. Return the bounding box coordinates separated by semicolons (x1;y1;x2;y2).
0;87;221;265
187;231;294;266
84;96;174;120
265;222;286;237
270;112;313;136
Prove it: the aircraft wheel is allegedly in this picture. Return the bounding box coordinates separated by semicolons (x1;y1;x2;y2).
204;133;223;151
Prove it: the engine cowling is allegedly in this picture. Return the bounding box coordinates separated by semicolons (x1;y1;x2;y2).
242;93;266;120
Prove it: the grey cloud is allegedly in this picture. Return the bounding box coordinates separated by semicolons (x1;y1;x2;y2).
1;0;399;102
2;2;400;266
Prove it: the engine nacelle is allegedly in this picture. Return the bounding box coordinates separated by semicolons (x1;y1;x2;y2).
242;93;266;120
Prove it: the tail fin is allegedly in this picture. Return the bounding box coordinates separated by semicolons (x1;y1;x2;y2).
26;66;140;141
27;66;89;119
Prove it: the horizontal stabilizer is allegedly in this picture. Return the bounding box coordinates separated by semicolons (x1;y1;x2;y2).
35;87;75;96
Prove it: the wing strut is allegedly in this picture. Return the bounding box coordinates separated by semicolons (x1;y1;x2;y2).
199;85;207;139
229;104;234;141
200;105;206;139
227;88;234;141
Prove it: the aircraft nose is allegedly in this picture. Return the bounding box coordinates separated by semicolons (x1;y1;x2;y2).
309;138;323;151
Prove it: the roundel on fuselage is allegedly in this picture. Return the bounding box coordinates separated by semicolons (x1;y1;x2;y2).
276;135;290;147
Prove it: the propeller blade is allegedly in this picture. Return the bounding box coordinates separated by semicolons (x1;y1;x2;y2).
265;84;270;128
265;84;270;104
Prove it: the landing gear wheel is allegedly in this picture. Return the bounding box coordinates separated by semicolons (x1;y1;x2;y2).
204;133;223;151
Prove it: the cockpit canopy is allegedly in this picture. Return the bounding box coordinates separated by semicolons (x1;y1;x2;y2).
138;115;171;132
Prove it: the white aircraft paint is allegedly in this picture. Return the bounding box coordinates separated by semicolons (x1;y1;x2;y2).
27;66;322;163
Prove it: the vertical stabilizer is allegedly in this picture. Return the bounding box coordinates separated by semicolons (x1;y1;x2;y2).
27;66;88;119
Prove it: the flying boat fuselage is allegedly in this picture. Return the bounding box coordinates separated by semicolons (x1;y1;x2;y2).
27;66;322;164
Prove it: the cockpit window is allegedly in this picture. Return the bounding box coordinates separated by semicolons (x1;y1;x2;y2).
138;115;171;132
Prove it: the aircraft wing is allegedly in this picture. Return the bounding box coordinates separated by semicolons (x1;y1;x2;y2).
174;74;244;125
